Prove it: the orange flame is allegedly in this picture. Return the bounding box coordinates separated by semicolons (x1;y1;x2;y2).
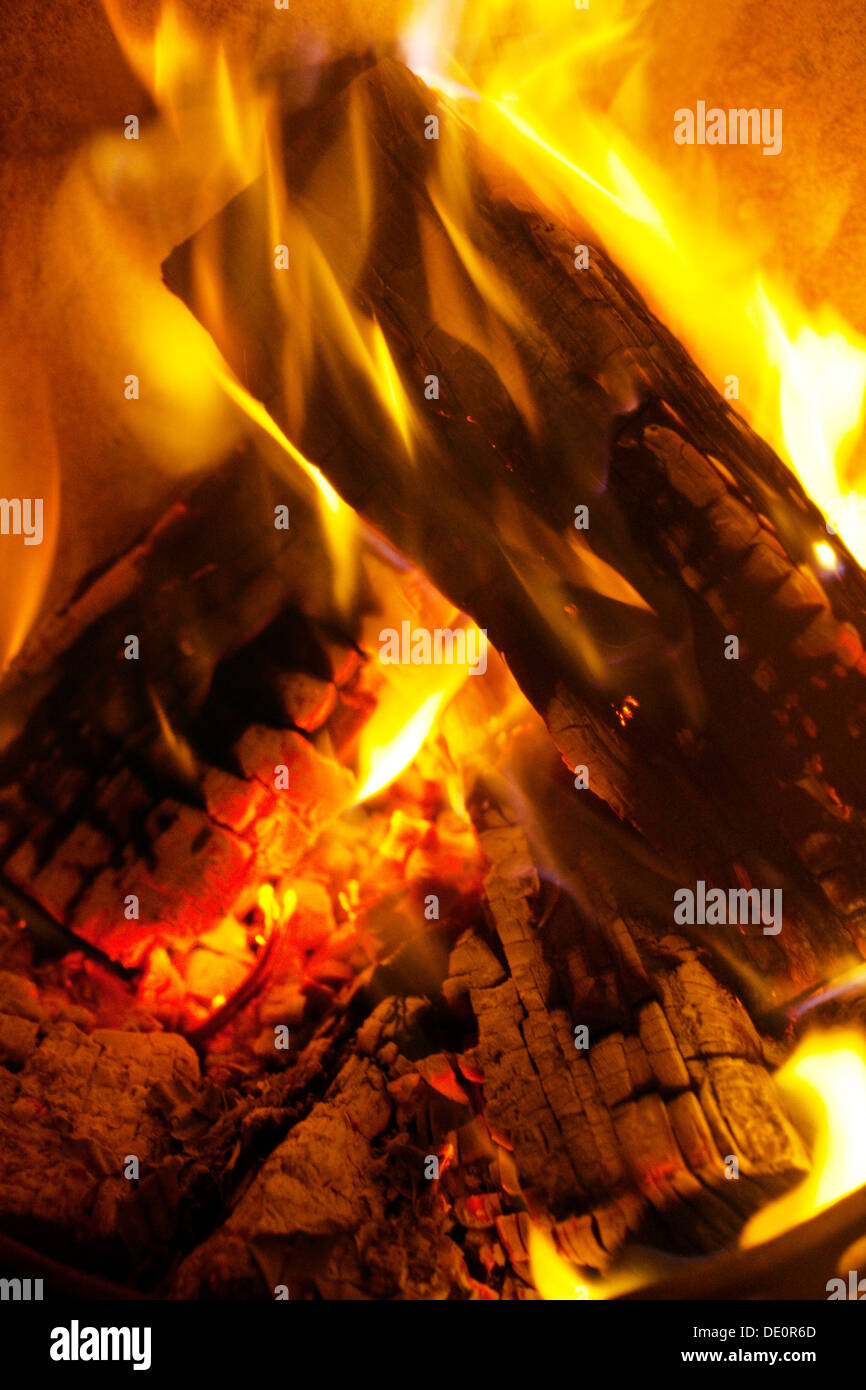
354;610;485;802
740;1031;866;1248
401;0;866;562
528;1226;654;1301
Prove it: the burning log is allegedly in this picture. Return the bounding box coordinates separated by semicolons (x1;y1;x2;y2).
448;740;811;1256
164;56;866;1005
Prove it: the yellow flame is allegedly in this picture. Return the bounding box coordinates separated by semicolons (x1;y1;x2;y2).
813;541;839;573
528;1227;594;1300
269;201;424;463
755;289;866;560
103;0;265;184
740;1030;866;1248
257;883;299;934
213;365;358;613
528;1226;652;1300
531;1031;866;1290
402;0;866;562
355;689;447;802
354;576;486;800
371;321;417;461
0;363;59;675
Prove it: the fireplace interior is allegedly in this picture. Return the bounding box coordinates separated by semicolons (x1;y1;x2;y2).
2;0;866;1304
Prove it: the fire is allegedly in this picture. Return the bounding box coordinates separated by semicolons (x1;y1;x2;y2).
526;1032;866;1297
0;377;59;676
355;690;447;802
528;1225;655;1301
257;883;299;936
740;1031;866;1249
102;0;264;174
46;0;866;1284
214;365;360;612
528;1227;594;1300
813;541;839;573
354;608;486;801
400;0;866;562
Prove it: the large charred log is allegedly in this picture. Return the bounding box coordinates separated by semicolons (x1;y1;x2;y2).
164;57;866;1003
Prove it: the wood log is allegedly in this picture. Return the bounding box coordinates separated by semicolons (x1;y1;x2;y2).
159;767;814;1296
448;718;810;1259
0;942;202;1267
164;57;866;1005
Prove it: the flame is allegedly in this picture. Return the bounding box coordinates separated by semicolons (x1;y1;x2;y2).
528;1225;652;1300
213;365;359;612
0;0;295;666
272;206;424;463
401;0;866;562
355;689;448;802
257;883;299;934
147;684;199;785
354;612;483;801
17;5;866;1285
813;541;839;573
528;1227;594;1300
103;0;265;180
788;962;866;1021
740;1030;866;1248
0;364;59;675
2;0;267;670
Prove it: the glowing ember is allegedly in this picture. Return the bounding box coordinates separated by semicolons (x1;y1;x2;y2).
614;694;639;727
